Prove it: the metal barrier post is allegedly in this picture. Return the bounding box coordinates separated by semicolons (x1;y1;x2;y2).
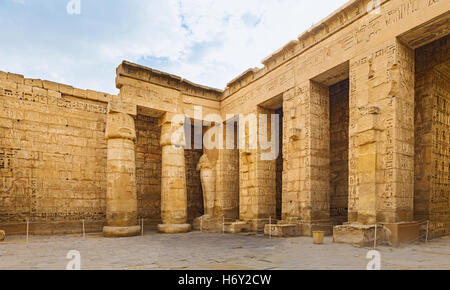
374;224;377;249
26;219;29;243
269;217;272;239
82;219;86;239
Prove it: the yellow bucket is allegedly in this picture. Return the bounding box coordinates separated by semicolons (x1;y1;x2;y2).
313;231;325;244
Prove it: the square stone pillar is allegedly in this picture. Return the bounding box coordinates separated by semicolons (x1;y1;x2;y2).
238;107;277;232
301;81;332;234
268;85;333;237
334;40;418;246
103;103;141;237
281;88;303;221
158;112;191;234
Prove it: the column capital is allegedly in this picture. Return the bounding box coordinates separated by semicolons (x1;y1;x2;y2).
106;112;136;142
159;112;186;147
158;112;185;127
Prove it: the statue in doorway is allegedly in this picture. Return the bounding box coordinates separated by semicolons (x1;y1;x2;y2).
197;153;217;218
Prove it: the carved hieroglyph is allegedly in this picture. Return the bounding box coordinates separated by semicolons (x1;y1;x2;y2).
0;0;448;242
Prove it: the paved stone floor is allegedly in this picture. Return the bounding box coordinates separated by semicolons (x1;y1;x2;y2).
0;231;449;270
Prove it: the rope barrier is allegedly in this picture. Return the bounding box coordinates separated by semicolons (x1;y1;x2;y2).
1;219;434;246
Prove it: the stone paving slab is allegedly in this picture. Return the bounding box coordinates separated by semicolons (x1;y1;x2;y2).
0;232;449;270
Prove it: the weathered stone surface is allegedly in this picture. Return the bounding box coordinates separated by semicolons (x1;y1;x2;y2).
158;114;190;234
264;224;299;238
158;224;192;234
193;215;220;232
103;226;141;238
0;230;5;241
223;221;251;234
382;222;420;247
103;111;140;237
333;224;386;248
0;0;448;246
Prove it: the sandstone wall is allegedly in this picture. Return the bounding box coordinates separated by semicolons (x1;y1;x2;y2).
414;35;449;238
0;72;113;234
329;79;349;225
185;125;203;222
135;114;162;229
0;72;205;234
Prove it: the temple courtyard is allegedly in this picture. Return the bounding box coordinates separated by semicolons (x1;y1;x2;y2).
0;232;449;270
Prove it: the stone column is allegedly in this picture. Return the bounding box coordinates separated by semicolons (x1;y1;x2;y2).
158;113;191;234
334;40;418;246
214;125;240;220
103;105;140;237
238;108;277;232
301;81;332;234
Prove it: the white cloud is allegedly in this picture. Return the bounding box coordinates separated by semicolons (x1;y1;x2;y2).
0;0;348;93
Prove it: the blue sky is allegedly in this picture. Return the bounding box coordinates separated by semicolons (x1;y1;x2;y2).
0;0;348;94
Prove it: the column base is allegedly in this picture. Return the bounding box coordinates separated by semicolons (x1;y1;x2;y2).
248;219;272;232
280;218;333;237
300;220;334;237
193;215;220;232
226;219;272;233
0;230;5;242
333;223;386;247
264;224;299;237
103;226;141;238
263;219;334;237
158;224;191;234
381;222;420;247
223;221;251;233
333;222;420;247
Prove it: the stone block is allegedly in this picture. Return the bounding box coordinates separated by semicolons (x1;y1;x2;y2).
0;230;5;242
158;224;191;234
59;84;74;96
264;224;299;237
7;73;24;84
108;102;137;116
43;80;59;91
333;224;386;247
382;222;420;247
223;221;250;234
103;226;141;238
193;216;220;232
24;78;43;88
